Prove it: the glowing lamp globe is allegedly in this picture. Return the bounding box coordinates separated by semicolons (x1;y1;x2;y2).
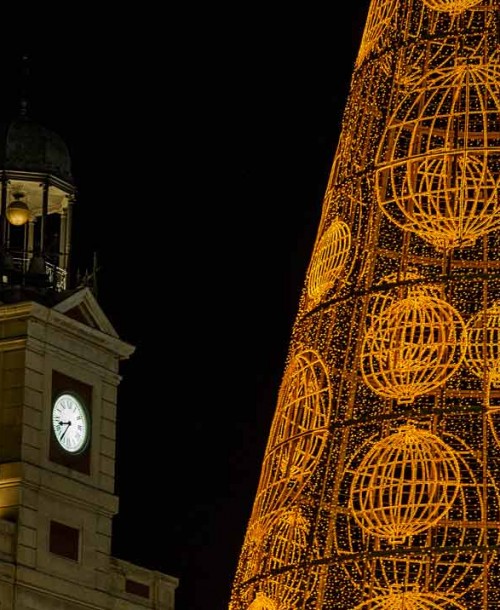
349;425;461;544
361;292;465;403
375;63;500;250
6;194;29;226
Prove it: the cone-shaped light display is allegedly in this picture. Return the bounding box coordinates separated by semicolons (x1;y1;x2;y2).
230;1;500;608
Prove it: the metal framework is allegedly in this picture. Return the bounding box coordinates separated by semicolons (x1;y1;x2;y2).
230;0;500;608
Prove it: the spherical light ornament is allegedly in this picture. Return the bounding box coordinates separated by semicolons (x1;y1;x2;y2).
464;302;500;387
337;432;500;596
375;63;500;250
361;293;465;403
422;0;482;13
405;153;498;250
258;510;319;608
354;591;466;609
349;425;461;544
233;520;268;591
307;218;351;302
6;193;29;226
253;349;331;518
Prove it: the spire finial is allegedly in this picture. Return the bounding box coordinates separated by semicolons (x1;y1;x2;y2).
19;54;30;118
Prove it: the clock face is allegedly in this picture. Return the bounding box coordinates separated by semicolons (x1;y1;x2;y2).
52;393;90;454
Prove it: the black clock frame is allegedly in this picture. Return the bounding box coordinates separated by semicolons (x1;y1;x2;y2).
50;370;92;474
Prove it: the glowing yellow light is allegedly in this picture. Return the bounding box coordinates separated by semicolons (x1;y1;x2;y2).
6;194;29;226
349;425;461;544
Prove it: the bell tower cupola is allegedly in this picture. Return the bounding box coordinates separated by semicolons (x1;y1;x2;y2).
0;60;76;299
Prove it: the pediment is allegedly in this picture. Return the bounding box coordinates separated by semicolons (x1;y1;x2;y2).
52;287;118;338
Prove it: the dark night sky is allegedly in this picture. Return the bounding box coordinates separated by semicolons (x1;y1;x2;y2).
0;4;370;609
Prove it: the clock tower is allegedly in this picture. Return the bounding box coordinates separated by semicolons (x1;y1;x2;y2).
0;108;178;606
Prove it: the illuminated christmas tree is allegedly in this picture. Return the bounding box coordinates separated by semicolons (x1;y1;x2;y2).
229;0;500;608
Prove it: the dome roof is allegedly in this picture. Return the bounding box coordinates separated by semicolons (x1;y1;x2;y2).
0;116;73;184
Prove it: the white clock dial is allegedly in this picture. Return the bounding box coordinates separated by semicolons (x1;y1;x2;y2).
52;393;89;453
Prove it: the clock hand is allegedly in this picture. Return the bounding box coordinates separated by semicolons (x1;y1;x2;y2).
60;421;72;440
